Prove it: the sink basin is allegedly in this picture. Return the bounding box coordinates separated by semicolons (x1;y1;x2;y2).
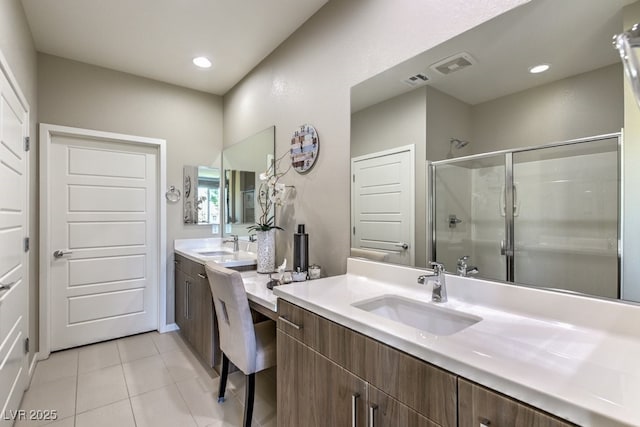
352;295;481;336
197;250;233;256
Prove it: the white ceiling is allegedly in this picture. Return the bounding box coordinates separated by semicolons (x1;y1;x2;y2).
20;0;328;95
352;0;636;112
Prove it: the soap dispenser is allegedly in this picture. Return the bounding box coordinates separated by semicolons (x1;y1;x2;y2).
293;224;309;275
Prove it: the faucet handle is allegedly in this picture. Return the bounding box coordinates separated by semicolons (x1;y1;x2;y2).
457;255;469;267
429;261;445;273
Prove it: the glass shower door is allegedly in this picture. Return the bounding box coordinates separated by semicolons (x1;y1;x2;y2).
432;155;507;281
512;137;620;298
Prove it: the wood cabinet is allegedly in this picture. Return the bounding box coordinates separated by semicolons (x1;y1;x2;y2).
278;330;367;426
277;300;578;427
174;253;219;369
458;379;576;427
277;300;457;427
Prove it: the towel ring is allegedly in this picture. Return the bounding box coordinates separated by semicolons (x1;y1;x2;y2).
166;185;181;202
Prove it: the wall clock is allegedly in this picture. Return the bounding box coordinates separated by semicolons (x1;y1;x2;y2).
290;124;319;173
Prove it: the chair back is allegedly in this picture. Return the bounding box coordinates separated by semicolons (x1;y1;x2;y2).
205;262;257;374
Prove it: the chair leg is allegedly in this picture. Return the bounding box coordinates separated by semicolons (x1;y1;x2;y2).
218;353;229;403
243;373;255;427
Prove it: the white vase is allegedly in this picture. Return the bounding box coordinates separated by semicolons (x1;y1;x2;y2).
256;229;276;273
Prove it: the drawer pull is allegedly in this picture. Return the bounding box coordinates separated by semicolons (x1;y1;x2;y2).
351;393;360;427
197;273;207;279
0;281;16;291
368;404;377;427
479;418;491;427
278;316;302;330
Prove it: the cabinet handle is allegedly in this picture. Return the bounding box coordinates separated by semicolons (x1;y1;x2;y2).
278;316;302;330
174;259;180;264
368;404;377;427
185;280;191;319
351;393;360;427
197;273;207;279
0;281;16;291
479;418;491;427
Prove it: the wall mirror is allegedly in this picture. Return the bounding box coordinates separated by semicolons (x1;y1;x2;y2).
222;126;275;237
183;165;221;229
350;0;640;303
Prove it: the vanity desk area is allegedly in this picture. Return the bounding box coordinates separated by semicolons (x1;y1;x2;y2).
173;238;278;371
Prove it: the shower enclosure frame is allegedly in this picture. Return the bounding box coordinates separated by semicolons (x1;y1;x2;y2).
428;131;622;293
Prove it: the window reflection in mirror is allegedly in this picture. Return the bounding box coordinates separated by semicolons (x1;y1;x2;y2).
222;126;275;237
183;165;221;230
350;0;640;303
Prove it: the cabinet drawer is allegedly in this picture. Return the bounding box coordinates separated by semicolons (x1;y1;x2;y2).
458;379;576;427
277;300;457;426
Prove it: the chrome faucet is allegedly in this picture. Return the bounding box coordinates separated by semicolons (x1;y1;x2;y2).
417;262;447;303
456;255;479;277
223;234;239;252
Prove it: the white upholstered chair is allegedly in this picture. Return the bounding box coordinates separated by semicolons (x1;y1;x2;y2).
205;262;277;427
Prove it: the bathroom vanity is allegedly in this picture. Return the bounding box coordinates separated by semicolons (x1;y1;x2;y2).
274;258;640;427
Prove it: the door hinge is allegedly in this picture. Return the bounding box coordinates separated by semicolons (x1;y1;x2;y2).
24;237;29;252
24;136;30;152
352;174;355;183
353;226;356;235
24;337;29;354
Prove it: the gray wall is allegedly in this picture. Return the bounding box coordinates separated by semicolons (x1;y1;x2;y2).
223;0;527;276
426;86;473;161
38;54;224;325
351;88;427;267
470;64;623;153
0;0;38;366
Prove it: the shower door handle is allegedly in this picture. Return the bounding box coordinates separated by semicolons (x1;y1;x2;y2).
500;240;513;256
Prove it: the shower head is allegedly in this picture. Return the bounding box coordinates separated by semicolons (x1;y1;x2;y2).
450;138;470;149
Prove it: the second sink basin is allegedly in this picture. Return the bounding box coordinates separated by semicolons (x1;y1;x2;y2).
197;250;233;256
352;295;481;336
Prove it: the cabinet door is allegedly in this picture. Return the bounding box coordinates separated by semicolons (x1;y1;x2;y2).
368;386;440;427
458;379;576;427
192;273;217;368
174;269;189;333
277;330;367;427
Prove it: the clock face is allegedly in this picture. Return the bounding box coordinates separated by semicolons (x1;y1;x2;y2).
290;124;319;174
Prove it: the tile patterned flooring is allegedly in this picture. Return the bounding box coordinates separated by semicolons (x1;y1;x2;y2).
17;331;277;427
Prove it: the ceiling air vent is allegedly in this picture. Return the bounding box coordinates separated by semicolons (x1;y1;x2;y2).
430;52;476;75
402;73;429;87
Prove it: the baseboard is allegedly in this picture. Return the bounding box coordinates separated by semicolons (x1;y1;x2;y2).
160;323;179;333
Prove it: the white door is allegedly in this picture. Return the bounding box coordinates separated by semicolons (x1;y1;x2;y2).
0;60;29;425
44;128;159;351
351;145;414;265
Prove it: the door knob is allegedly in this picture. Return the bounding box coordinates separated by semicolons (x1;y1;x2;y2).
53;250;73;258
395;242;409;250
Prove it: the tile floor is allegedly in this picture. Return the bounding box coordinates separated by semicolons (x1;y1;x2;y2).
17;331;277;427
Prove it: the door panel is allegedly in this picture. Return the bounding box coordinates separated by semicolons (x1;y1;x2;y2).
0;61;29;427
48;133;158;351
352;147;414;265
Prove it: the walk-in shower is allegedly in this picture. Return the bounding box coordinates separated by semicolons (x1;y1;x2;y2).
429;133;621;298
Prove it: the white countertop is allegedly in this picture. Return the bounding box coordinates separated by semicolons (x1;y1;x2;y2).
239;270;278;313
174;237;257;268
273;258;640;427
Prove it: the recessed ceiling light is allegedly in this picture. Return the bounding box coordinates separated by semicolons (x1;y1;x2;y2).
193;57;212;69
529;64;550;74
